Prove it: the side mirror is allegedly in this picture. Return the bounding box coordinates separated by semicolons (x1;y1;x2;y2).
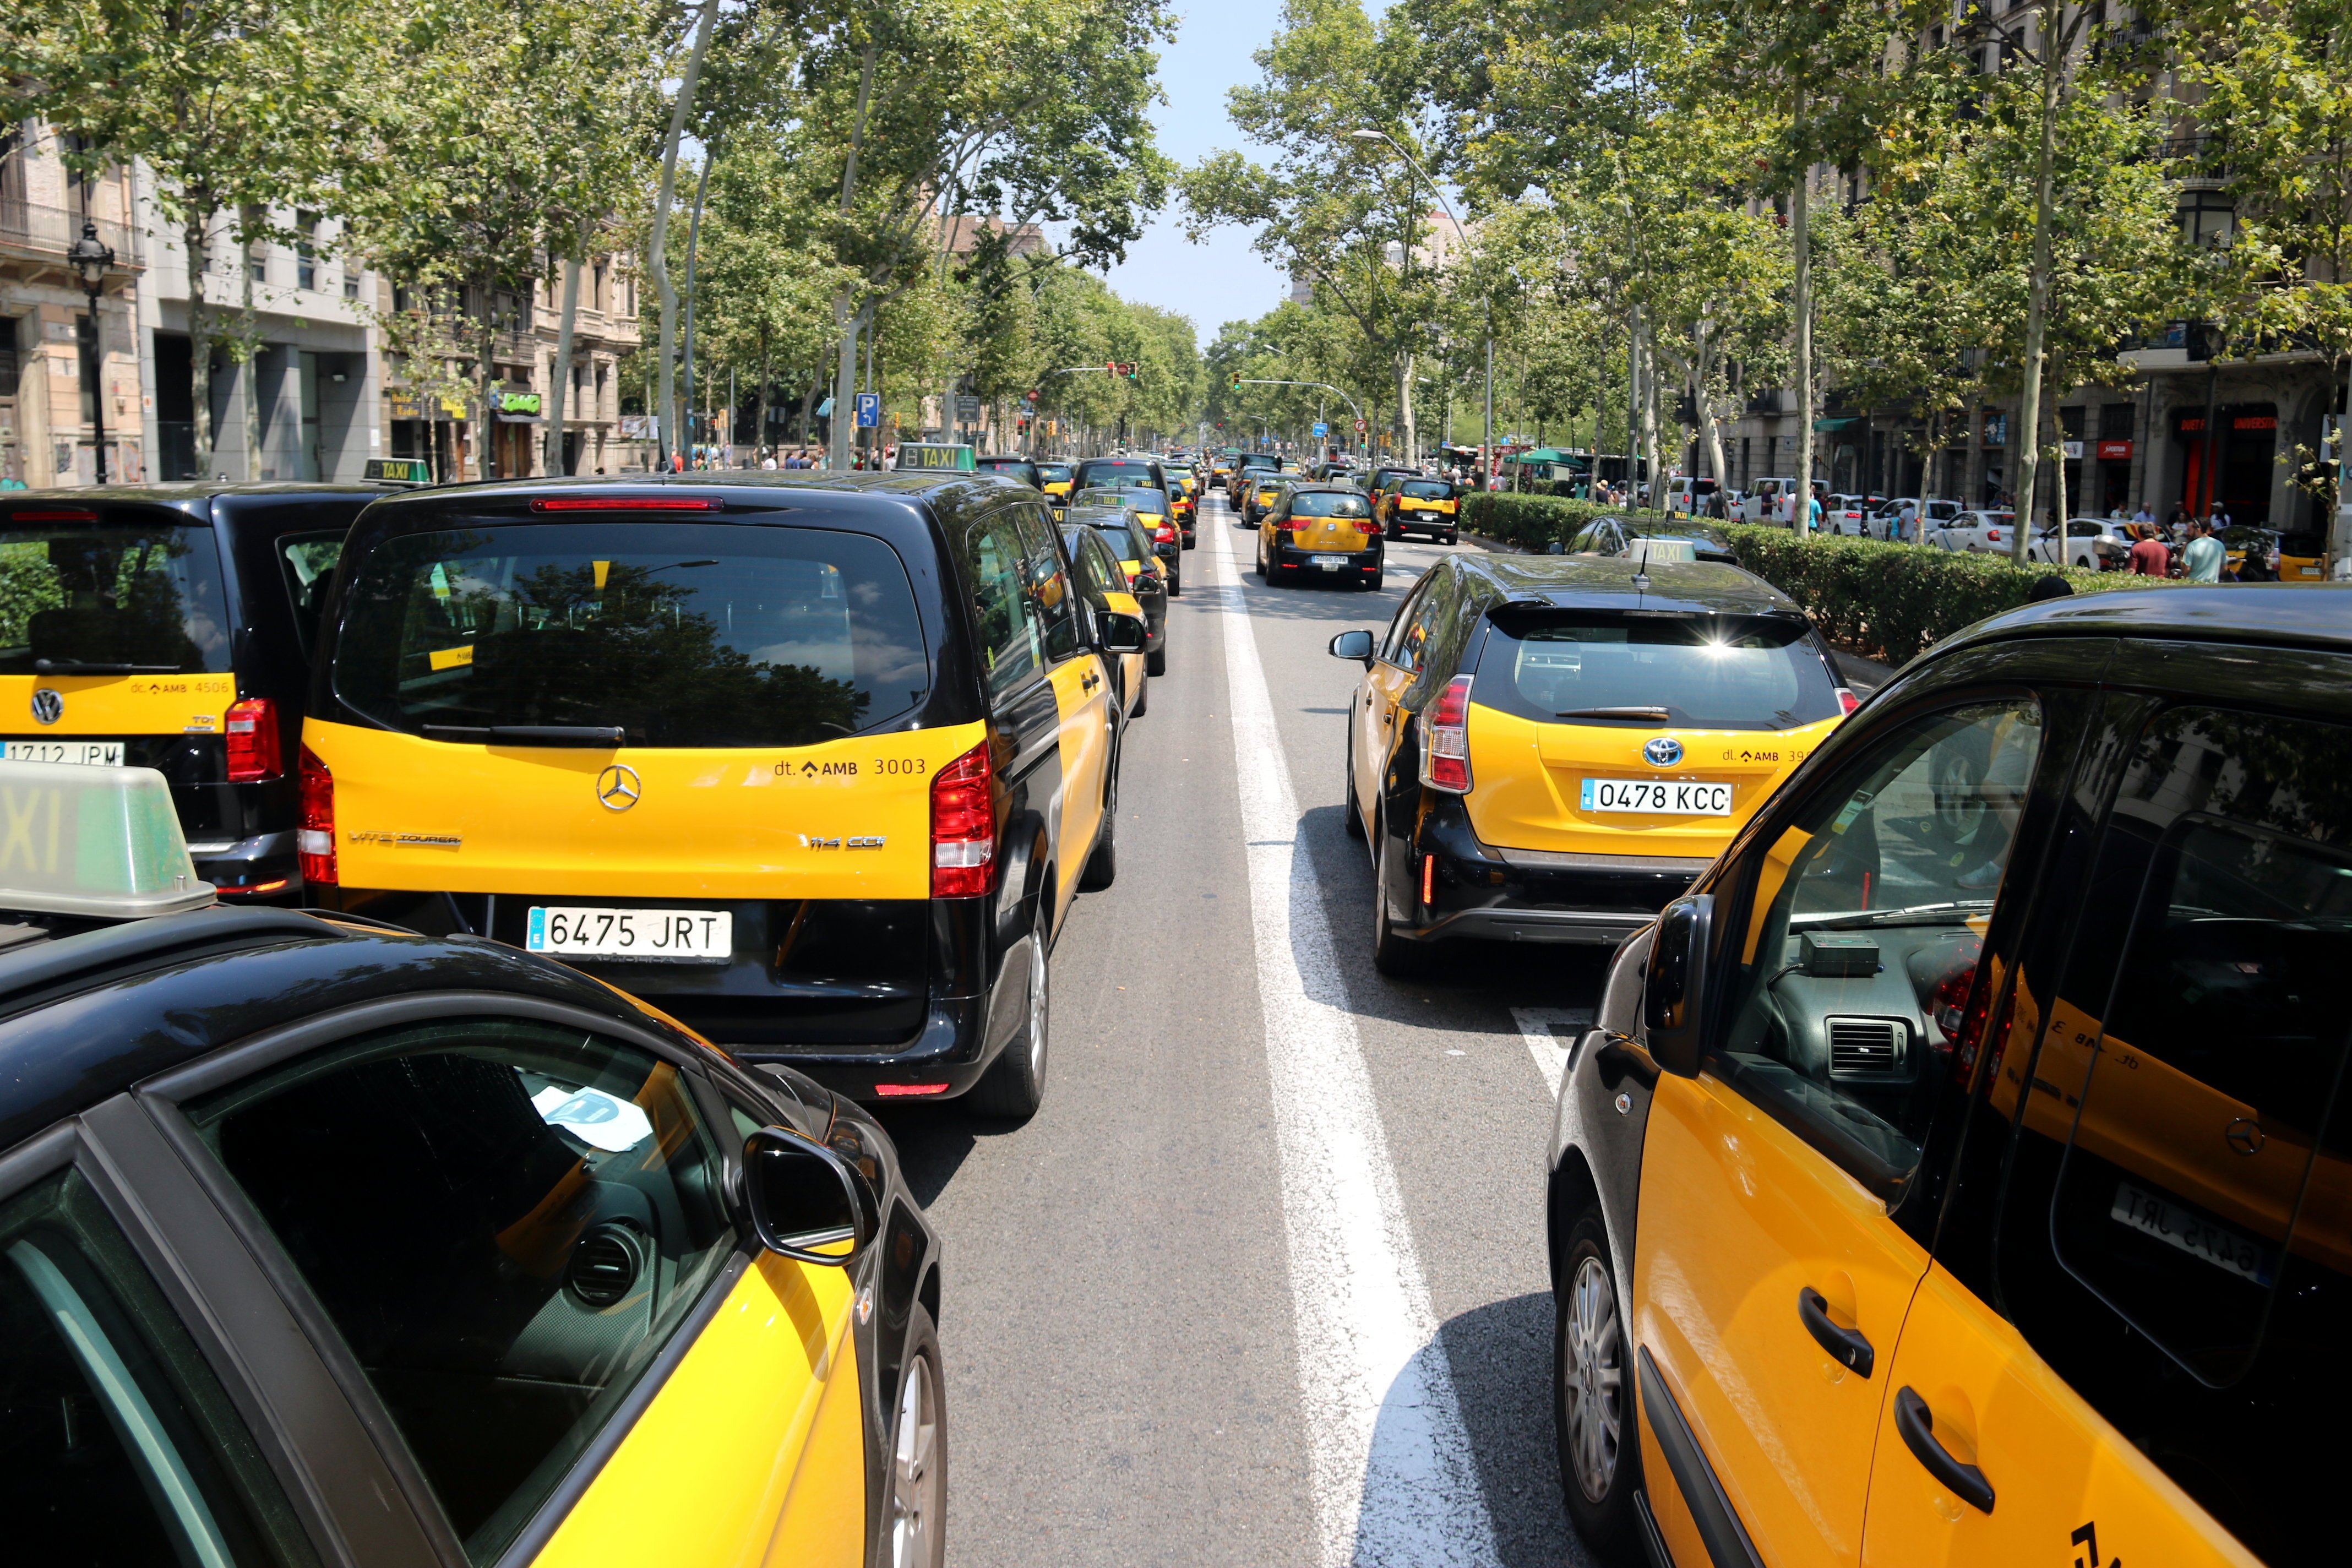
1096;609;1147;653
742;1126;876;1265
1641;894;1713;1076
1329;628;1375;662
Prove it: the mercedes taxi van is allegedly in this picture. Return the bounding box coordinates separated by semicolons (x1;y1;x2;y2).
1331;552;1855;974
0;483;387;900
302;472;1141;1118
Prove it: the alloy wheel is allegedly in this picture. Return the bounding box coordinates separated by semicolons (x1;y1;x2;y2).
889;1354;941;1567
1561;1255;1624;1504
1026;934;1049;1080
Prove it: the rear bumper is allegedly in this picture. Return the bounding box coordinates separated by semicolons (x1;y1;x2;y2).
1398;798;1714;946
1271;541;1381;576
1387;511;1458;533
192;829;302;899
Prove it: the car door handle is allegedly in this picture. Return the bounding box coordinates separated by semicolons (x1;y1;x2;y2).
1797;1287;1874;1377
1081;671;1100;693
1894;1387;1995;1514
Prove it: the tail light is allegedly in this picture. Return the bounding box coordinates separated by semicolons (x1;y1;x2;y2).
929;741;996;896
1153;524;1175;543
224;696;281;782
1836;687;1861;715
1420;674;1474;793
1986;528;2002;543
297;746;336;885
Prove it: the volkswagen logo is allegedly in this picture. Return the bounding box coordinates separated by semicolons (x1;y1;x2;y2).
2225;1117;2266;1156
1643;736;1684;768
29;688;61;726
595;764;642;812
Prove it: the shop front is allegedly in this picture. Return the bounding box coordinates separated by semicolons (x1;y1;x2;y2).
2175;404;2276;524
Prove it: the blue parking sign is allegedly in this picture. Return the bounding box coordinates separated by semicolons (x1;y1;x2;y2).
854;393;881;428
1313;422;1329;437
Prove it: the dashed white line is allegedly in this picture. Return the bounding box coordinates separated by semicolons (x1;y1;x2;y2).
1208;515;1500;1568
1511;1007;1595;1100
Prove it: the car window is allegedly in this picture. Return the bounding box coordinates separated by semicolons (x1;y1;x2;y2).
1009;504;1080;663
1714;701;2046;1199
1977;706;2352;1562
277;531;345;658
1476;608;1842;731
0;1167;317;1568
1292;492;1370;519
1380;577;1434;670
965;513;1044;698
0;518;233;675
191;1019;736;1565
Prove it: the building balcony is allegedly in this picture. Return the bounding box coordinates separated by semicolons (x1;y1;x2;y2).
0;199;144;284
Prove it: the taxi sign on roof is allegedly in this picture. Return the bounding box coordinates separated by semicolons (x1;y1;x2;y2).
0;761;214;918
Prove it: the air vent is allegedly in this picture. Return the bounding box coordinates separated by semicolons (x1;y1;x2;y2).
1828;1018;1904;1076
568;1223;644;1308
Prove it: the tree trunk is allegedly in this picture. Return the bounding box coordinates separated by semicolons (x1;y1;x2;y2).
241;237;264;480
1697;322;1728;488
184;210;218;478
2012;0;2064;563
649;0;719;471
1792;135;1815;531
1397;349;1416;466
2049;393;2069;546
475;270;498;482
682;147;714;461
545;243;582;476
829;45;877;470
1640;317;1661;501
754;333;772;461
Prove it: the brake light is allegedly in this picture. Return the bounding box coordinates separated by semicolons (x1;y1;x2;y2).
224;696;281;782
1421;674;1473;792
1153;524;1175;543
874;1082;950;1097
297;746;336;884
1986;528;2001;543
529;496;717;511
1836;687;1860;715
929;741;996;896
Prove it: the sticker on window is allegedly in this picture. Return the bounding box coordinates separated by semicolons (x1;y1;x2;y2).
530;1084;653;1153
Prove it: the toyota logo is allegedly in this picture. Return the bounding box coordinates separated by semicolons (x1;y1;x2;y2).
596;764;642;812
1643;736;1684;767
29;689;61;726
2225;1117;2266;1156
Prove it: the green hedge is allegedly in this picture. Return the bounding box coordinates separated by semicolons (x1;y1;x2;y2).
1460;490;2159;665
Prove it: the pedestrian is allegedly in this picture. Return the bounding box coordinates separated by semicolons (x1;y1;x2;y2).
2027;574;2075;602
760;449;778;470
1805;487;1823;535
2128;523;2171;576
2133;503;2153;525
2182;516;2225;582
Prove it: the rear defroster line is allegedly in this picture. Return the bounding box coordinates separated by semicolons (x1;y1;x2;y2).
1208;522;1501;1568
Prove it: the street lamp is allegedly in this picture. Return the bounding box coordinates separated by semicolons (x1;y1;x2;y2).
67;219;116;485
1351;128;1486;483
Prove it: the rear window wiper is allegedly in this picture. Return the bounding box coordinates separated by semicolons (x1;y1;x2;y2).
1555;705;1672;721
33;658;183;674
422;724;626;747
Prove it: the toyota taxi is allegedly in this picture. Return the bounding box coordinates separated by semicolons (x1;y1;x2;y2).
301;473;1143;1119
1329;552;1854;973
0;759;945;1568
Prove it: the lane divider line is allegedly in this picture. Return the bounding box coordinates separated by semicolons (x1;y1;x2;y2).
1208;512;1501;1568
1511;1008;1594;1101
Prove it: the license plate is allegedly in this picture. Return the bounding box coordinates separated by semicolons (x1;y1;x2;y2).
1312;554;1350;568
2111;1180;2275;1286
527;906;733;961
1581;778;1733;815
4;740;124;767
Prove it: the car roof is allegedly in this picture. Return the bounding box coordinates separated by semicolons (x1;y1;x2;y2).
1948;584;2352;660
336;470;1021;535
1457;553;1801;615
0;908;703;1153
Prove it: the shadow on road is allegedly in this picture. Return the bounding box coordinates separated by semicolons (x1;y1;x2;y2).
868;1101;1033;1208
1440;1291;1581;1567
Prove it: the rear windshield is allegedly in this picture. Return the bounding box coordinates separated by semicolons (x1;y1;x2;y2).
1400;481;1456;500
1635;521;1732;549
1036;464;1073;484
1474;609;1840;733
1237;455;1278;471
1080;518;1152;559
334;521;929;748
1293;492;1370;519
976;459;1041;488
0;520;231;674
1109;488;1168;514
1072;460;1161;491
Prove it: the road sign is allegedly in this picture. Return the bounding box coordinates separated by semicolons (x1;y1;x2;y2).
853;392;880;428
1312;422;1329;437
1354;417;1368;433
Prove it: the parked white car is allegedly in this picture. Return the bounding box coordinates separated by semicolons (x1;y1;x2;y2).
2028;517;2135;570
1929;509;2019;552
1868;497;1964;542
1738;477;1803;524
1662;476;1721;515
1823;493;1885;535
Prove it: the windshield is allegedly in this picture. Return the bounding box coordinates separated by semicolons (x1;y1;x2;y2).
0;520;231;674
1293;492;1370;519
1237;455;1278;471
976;459;1041;488
1036;464;1072;484
1084;518;1153;560
1400;481;1456;500
1476;608;1841;733
335;521;930;748
1072;460;1161;492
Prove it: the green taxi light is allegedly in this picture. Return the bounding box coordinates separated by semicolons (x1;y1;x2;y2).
0;763;214;919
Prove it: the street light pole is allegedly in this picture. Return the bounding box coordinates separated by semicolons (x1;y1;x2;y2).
68;219;117;485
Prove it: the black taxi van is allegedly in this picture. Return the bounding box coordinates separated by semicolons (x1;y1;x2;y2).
0;483;388;899
1547;584;2352;1568
0;758;944;1568
301;473;1141;1119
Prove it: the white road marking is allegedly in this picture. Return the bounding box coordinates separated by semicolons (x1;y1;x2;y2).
1511;1007;1594;1100
1208;515;1501;1568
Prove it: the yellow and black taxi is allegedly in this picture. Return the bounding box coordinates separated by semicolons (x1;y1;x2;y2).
1330;553;1854;975
1067;500;1172;670
1379;476;1463;544
1058;519;1152;721
0;482;390;901
1257;482;1382;590
1240;469;1292;526
972;455;1042;493
1225;452;1280;509
0;759;946;1568
300;472;1143;1120
1071;457;1189;549
1166;470;1199;544
1565;513;1739;566
1034;461;1075;513
1544;582;2352;1568
1072;489;1182;600
1365;466;1422;515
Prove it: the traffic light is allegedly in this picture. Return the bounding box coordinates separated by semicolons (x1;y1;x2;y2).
1124;362;1139;379
1228;373;1242;392
1105;362;1117;376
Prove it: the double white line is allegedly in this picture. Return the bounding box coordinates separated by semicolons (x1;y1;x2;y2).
1207;520;1501;1567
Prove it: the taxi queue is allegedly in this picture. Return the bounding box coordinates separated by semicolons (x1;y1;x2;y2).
0;451;2345;1568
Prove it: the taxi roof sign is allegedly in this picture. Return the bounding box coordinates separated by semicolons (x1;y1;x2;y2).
0;762;214;919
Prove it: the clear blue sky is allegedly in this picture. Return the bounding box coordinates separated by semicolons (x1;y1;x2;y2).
1086;0;1292;350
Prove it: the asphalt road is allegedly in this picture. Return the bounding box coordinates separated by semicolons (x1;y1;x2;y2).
876;493;1607;1568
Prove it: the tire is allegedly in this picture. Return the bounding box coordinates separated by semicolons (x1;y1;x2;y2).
1130;674;1148;717
1343;731;1366;841
1443;531;1458;546
1255;542;1267;580
1555;1210;1640;1561
1147;644;1167;676
1363;571;1383;591
1183;534;1196;551
1371;826;1428;977
1080;761;1119;890
1169;572;1181;597
969;925;1049;1119
886;1303;948;1568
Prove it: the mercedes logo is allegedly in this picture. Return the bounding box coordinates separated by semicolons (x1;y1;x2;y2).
1643;736;1684;767
596;764;642;812
29;688;61;726
2224;1117;2266;1156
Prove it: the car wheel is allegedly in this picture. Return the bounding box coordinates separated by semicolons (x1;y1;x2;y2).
1255;542;1267;580
1131;674;1148;718
1443;531;1457;546
1147;644;1167;676
1343;728;1366;841
1183;534;1196;551
1168;572;1181;597
1080;772;1118;890
970;925;1049;1119
1363;570;1383;591
1555;1210;1639;1560
1371;825;1427;977
888;1304;947;1568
